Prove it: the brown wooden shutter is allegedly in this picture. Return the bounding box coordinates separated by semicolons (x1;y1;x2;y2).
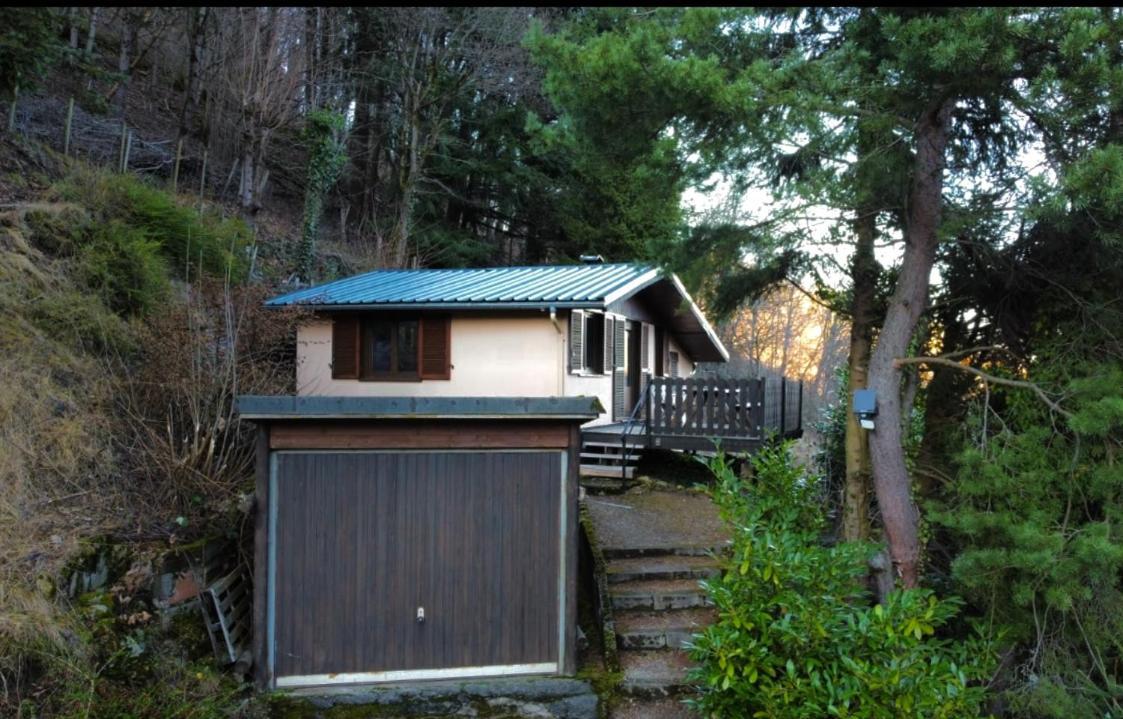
569;310;584;373
420;315;451;379
331;315;360;379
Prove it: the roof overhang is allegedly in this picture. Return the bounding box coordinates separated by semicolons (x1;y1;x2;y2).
237;395;604;421
627;273;729;363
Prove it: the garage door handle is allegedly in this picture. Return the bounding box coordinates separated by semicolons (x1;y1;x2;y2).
416;606;425;623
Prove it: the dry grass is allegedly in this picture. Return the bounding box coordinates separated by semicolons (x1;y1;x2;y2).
0;206;121;709
0;201;304;712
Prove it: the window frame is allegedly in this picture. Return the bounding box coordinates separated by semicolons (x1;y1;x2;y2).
582;312;606;375
359;315;422;382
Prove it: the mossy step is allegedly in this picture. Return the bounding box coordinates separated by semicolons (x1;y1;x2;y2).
615;608;717;650
610;696;697;718
604;556;721;584
608;577;712;611
602;545;722;560
618;650;697;698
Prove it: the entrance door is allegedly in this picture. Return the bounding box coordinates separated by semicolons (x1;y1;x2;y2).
269;450;563;687
626;321;642;414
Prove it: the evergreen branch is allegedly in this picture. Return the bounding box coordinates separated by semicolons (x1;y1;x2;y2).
894;354;1072;419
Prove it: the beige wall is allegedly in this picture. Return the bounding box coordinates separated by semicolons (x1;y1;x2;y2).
295;311;694;428
296;315;565;398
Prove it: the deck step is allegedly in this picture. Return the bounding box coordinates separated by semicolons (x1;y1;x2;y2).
604;555;721;584
580;464;636;479
608;577;711;611
618;650;697;697
579;452;640;462
615;607;717;650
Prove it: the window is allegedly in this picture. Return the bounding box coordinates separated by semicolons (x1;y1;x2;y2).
584;312;605;374
332;314;451;381
362;317;420;380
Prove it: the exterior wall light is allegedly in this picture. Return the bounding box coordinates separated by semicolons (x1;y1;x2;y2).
852;389;877;430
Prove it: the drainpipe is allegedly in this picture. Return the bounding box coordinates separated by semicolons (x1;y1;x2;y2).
550;306;564;395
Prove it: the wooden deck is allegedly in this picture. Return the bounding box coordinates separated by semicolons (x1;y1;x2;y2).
581;376;803;458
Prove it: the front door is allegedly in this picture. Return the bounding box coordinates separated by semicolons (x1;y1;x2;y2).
626;321;642;414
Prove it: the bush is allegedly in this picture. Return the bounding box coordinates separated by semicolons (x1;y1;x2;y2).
688;444;996;718
54;169;251;282
78;220;168;317
931;364;1123;718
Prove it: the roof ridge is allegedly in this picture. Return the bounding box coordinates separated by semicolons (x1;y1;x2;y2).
337;261;651;274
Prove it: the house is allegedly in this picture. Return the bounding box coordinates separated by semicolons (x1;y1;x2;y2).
267;260;802;475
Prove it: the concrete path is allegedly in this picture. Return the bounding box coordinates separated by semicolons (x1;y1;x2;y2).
583;487;729;719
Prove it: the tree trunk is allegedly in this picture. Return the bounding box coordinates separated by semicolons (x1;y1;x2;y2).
841;205;877;541
68;8;80;49
866;97;954;588
304;7;320;110
240;147;256;218
177;7;209;143
84;8;100;57
114;18;138;120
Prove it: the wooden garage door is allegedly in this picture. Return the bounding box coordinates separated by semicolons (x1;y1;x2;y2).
269;451;564;686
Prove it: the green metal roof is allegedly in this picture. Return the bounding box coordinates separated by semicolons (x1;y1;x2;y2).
265;262;659;309
264;261;730;362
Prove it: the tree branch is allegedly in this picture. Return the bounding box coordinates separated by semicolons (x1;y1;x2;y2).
894;354;1072;419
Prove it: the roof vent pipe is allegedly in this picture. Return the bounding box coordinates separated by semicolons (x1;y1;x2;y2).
579;254;605;264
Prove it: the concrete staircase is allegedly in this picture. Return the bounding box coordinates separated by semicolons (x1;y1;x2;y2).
603;546;720;707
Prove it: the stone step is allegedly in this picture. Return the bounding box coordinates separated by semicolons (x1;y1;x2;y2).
609;577;712;611
618;649;697;697
602;545;722;560
609;696;696;718
579;476;630;493
604;556;721;584
615;607;717;650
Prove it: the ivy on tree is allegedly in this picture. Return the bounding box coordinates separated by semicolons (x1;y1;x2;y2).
296;109;347;282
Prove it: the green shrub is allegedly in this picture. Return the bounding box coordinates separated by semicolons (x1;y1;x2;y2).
77;220;168;317
688;444;996;718
931;364;1123;718
55;170;251;281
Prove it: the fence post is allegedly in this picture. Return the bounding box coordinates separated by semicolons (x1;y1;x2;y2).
172;137;183;192
198;148;208;206
7;85;17;133
63;97;75;156
117;122;127;171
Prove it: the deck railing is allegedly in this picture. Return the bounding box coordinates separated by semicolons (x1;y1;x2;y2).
644;376;802;440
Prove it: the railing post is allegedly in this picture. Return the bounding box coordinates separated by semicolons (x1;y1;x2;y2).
797;380;804;434
779;378;787;437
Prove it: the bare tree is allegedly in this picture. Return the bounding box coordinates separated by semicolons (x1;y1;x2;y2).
345;7;538;266
210;7;304;221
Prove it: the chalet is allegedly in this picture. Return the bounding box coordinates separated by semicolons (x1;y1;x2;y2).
267;259;803;475
237;260;803;691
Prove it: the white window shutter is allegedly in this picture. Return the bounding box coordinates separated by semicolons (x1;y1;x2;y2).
569;310;584;374
603;316;613;376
